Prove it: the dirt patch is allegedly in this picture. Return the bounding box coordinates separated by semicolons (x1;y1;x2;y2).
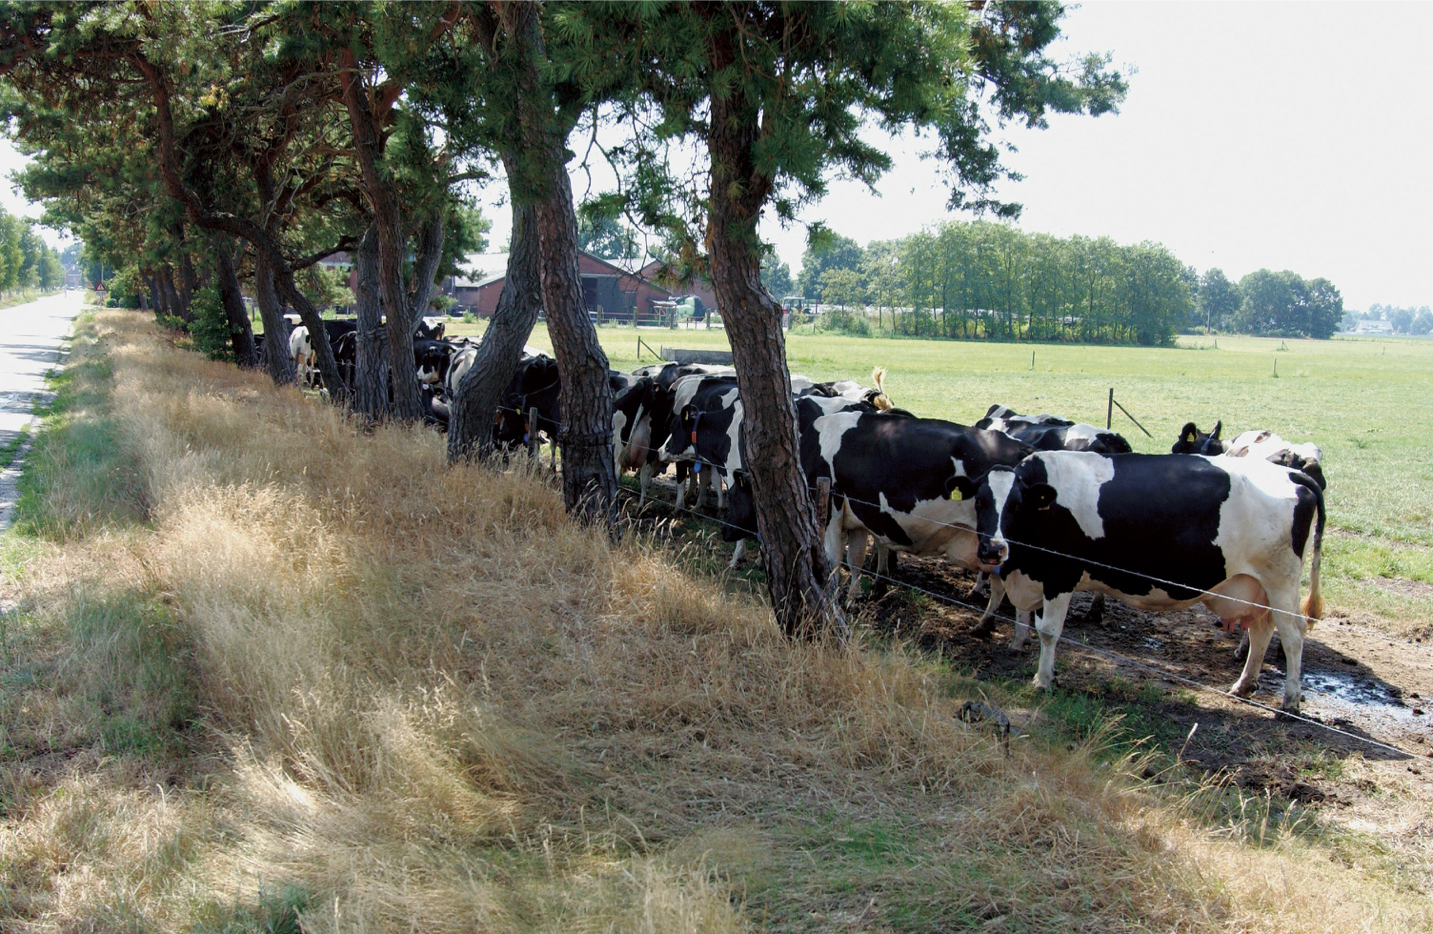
1370;576;1433;599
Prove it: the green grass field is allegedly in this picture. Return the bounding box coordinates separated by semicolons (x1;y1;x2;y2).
448;320;1433;628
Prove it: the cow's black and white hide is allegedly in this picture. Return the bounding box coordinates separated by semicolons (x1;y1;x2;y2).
977;407;1131;455
799;368;894;410
656;374;743;509
972;451;1325;711
799;401;1033;604
414;339;458;388
494;354;563;451
612;377;660;503
1173;423;1326;489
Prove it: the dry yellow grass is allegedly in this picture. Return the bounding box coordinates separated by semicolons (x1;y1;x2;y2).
1;309;1428;932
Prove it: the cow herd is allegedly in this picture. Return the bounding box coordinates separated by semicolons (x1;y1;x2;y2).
606;361;1326;713
275;320;1331;712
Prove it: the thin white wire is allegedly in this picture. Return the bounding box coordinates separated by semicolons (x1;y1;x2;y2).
612;483;1421;761
829;488;1318;624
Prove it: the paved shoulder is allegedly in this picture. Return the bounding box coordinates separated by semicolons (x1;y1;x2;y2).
0;291;85;531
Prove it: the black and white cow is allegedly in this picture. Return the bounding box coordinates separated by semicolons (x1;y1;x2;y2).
801;403;1033;602
1172;422;1326;489
612;377;661;502
972;451;1325;711
414;339;457;388
977;405;1131;454
656;374;743;508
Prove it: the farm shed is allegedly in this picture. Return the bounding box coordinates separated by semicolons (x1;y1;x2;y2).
446;250;674;321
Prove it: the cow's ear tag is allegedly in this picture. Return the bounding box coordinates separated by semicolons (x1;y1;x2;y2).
1184;430;1196;443
947;488;962;501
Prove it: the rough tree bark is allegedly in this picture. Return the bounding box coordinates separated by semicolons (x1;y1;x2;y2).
502;1;616;521
406;217;445;331
351;223;389;419
253;253;297;384
447;190;542;461
705;48;842;639
214;239;256;366
337;48;423;422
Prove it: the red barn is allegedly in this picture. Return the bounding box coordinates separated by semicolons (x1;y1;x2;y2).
449;251;674;322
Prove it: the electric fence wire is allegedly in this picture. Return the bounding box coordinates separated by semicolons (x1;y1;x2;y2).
610;482;1423;761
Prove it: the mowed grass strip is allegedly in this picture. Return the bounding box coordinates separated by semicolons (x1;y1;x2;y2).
0;308;1428;932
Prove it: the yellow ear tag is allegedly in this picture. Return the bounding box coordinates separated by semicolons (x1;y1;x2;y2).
948;488;962;501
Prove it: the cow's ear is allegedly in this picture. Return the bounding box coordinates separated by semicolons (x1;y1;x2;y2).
1025;483;1057;511
1211;420;1222;440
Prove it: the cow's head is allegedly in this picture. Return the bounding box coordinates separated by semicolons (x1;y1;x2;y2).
658;403;699;462
973;463;1057;571
1172;420;1224;455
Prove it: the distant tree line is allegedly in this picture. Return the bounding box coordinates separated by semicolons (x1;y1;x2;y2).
0;206;66;294
1347;303;1433;336
790;225;1344;343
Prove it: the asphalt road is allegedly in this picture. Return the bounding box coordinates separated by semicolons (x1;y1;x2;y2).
0;290;85;531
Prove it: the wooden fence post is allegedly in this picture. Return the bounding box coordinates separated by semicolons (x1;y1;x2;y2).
527;406;540;460
816;477;832;527
1107;388;1114;431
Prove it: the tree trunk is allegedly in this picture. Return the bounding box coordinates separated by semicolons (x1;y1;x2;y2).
707;87;842;640
352;222;389;419
503;2;616;522
253;253;297;384
534;144;617;519
448;191;541;461
160;266;190;323
406;217;445;331
215;240;256;366
338;50;423;422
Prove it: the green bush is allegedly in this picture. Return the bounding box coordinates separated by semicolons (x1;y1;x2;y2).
187;282;235;362
105;266;144;309
818;307;873;337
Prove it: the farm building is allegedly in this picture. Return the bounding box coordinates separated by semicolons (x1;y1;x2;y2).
447;250;676;322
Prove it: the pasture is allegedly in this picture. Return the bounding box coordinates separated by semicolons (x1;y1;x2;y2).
3;309;1430;932
453;319;1433;634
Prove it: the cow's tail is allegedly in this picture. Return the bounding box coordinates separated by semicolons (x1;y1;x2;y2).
870;367;893;410
1292;472;1325;626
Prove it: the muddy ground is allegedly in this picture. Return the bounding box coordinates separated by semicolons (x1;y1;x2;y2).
624;484;1433;874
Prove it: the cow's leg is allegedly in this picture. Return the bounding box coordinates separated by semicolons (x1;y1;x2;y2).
1268;589;1306;712
970;571;990;598
714;472;726;509
843;530;870;602
972;575;1006;637
1230;618;1275;701
729;539;746;569
638;462;652;507
822;508;847;575
1011;608;1032;650
1032;592;1074;691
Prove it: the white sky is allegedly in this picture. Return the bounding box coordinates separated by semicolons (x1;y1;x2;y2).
766;0;1433;312
7;2;1430;309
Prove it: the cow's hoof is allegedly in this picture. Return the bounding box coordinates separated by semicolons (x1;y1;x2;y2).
1031;674;1053;692
1008;638;1028;652
1232;643;1249;662
1229;678;1257;698
1281;695;1301;715
970;619;996;639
